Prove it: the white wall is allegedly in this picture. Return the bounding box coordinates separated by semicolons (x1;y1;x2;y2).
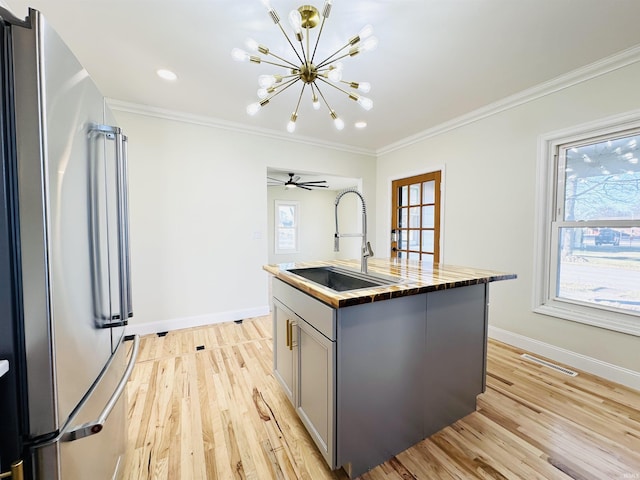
375;61;640;378
113;109;375;335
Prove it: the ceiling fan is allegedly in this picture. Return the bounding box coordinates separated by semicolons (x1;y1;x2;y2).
267;172;328;190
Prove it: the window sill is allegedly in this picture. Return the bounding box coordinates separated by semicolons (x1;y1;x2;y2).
534;302;640;337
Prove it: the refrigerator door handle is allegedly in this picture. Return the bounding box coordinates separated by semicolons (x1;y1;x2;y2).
61;335;139;442
120;133;133;319
89;124;133;327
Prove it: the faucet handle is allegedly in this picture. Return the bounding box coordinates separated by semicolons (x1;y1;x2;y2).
364;241;374;258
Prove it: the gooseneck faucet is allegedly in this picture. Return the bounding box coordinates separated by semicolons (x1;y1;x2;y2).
334;188;374;273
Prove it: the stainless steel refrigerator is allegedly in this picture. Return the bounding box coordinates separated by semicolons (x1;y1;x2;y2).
0;7;139;479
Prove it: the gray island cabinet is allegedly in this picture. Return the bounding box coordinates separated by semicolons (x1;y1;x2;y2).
266;259;515;479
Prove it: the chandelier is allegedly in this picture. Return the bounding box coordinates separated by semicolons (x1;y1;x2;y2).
231;0;377;133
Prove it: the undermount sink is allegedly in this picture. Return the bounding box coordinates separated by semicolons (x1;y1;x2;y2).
286;266;403;292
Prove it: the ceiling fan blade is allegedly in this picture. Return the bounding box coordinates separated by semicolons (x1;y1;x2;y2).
267;176;284;182
293;175;301;183
298;180;328;185
297;185;312;190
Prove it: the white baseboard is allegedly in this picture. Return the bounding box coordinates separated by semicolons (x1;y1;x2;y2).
488;326;640;391
125;306;271;337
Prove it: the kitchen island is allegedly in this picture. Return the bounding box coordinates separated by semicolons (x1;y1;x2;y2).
263;258;516;478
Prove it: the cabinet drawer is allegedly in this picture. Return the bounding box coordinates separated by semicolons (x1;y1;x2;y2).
273;279;336;340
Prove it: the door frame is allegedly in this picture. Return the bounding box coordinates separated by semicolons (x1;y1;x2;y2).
386;167;445;263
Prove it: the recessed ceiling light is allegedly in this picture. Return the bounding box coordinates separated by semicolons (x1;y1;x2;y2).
355;121;367;129
157;69;177;81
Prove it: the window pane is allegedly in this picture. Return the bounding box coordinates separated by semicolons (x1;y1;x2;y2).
422;181;435;204
564;133;640;221
556;226;640;313
409;207;420;228
422;206;435;228
278;205;296;227
409;184;420;205
399;186;409;207
278;228;296;250
421;230;434;252
408;252;420;260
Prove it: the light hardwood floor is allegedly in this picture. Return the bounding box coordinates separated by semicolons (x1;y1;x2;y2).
122;316;640;479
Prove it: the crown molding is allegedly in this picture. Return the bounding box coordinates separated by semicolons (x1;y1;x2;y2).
106;99;377;158
377;44;640;156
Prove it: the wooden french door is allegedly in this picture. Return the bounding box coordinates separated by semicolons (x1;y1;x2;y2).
391;171;441;263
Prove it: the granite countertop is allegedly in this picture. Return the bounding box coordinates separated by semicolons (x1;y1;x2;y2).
263;258;517;308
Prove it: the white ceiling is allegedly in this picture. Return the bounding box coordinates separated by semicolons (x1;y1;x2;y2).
4;0;640;153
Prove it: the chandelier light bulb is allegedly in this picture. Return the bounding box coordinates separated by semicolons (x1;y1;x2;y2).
287;113;298;133
246;102;261;116
245;38;259;52
357;96;373;111
231;48;250;62
358;24;374;40
357;82;371;93
334;117;345;130
328;68;343;82
289;9;303;33
312;94;321;110
258;74;276;88
260;0;273;11
360;36;378;52
257;88;269;99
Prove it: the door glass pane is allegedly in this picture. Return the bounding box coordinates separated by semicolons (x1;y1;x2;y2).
409;207;420;228
409;184;420;205
421;230;434;252
422;206;435;228
422;181;435;204
399;208;408;228
409;230;420;250
563;133;640;221
421;253;434;263
400;186;409;207
399;230;408;250
408;252;420;260
556;226;640;313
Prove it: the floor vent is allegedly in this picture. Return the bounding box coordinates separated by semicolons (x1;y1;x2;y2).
520;354;578;377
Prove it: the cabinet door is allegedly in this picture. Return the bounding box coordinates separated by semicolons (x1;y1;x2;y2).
296;319;336;468
272;299;295;403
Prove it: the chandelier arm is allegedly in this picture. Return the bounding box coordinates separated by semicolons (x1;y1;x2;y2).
276;22;305;65
316;42;353;69
292;83;307;115
312;81;335;112
265;50;299;69
258;58;300;70
264;78;301;103
316;76;357;99
310;16;327;63
269;76;299;93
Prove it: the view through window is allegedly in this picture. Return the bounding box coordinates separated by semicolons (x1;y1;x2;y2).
553;129;640;316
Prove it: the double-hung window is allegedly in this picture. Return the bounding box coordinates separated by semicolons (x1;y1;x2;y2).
535;114;640;335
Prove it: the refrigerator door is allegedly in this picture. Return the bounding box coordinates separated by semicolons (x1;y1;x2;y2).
12;8;129;448
32;336;139;480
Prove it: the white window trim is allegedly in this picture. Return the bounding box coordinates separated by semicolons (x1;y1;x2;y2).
274;200;300;254
533;109;640;337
